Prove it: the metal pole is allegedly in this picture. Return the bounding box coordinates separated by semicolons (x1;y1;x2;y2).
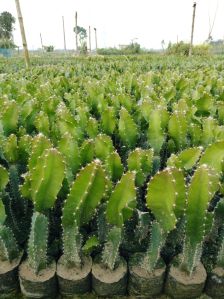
94;27;98;52
62;16;66;51
89;26;91;53
189;2;197;56
75;12;78;53
15;0;30;68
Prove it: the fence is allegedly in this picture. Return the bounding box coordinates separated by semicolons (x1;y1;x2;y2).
0;48;13;58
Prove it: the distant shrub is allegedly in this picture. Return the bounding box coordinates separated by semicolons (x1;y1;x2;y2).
97;43;145;55
0;38;16;49
167;42;210;56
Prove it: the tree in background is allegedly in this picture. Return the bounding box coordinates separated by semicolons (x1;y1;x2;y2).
0;11;15;39
0;11;16;49
73;26;87;54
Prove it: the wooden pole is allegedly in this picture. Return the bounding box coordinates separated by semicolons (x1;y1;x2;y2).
62;16;66;51
94;27;98;52
15;0;30;68
89;26;91;53
75;12;78;53
40;33;44;51
189;2;196;56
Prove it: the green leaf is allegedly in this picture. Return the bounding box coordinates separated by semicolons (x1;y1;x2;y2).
82;236;99;254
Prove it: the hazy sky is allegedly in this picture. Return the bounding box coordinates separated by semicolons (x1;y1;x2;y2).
0;0;223;50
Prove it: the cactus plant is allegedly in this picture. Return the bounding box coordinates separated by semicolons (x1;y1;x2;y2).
57;133;80;182
106;171;136;228
127;148;153;186
102;171;136;270
147;108;168;154
118;107;138;148
168;111;188;150
199;141;224;174
167;147;203;170
181;164;220;275
21;148;65;212
146;167;186;233
62;160;107;267
101;106;116;135
0;100;18;136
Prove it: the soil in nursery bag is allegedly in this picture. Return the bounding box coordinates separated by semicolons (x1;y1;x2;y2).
19;260;57;298
92;255;128;296
128;252;166;297
205;267;224;299
165;262;207;299
57;255;92;295
0;255;22;295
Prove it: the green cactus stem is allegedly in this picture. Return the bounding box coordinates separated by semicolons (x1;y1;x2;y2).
57;132;80;178
168;111;188;150
199;141;224;174
21;148;65;213
62;159;107;228
146;167;186;233
86;117;99;138
34;111;50;136
105;151;123;182
28;133;52;170
167;147;203;170
0;165;9;191
62;160;107;266
127;148;153;186
118;107;138;148
147;108;167;154
3;134;19;164
182;164;220;275
94;134;114;161
0;224;20;262
80;139;95;166
101;106;116;135
102;226;122;271
106;171;136;228
142;221;165;272
28;212;49;274
62;222;82;267
0;100;18;136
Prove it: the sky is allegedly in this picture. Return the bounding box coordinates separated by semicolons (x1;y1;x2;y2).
0;0;223;50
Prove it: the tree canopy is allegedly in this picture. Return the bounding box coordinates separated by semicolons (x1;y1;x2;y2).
0;11;15;40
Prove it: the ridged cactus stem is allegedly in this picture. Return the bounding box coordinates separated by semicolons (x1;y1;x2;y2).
102;226;122;271
0;225;20;262
217;239;224;267
21;147;65;213
28;212;49;275
62;222;82;267
62;160;107;267
181;164;219;275
142;221;165;273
